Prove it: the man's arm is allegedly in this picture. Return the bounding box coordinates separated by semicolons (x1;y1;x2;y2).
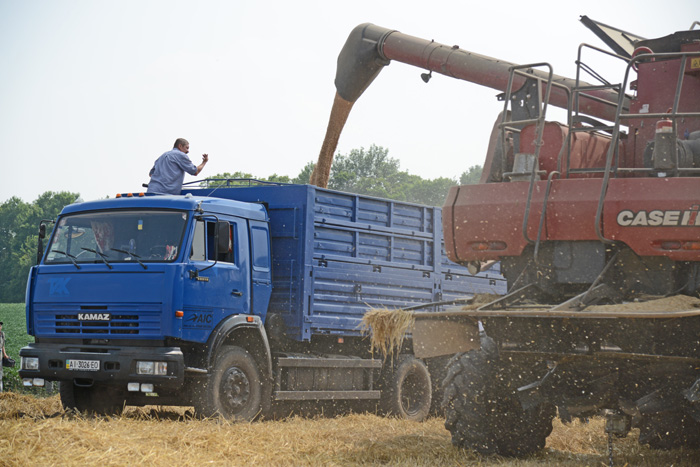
195;154;209;175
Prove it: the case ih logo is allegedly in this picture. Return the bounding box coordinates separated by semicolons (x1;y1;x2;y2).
617;205;700;227
78;313;111;321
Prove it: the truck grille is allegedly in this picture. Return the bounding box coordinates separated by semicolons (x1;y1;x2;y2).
55;314;140;334
33;305;162;338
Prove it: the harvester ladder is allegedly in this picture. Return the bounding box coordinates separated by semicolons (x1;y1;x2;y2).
498;63;577;262
498;64;553;251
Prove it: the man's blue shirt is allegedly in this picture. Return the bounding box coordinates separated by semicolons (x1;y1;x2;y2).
147;148;198;195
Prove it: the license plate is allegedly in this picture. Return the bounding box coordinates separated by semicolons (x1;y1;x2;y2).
66;359;100;371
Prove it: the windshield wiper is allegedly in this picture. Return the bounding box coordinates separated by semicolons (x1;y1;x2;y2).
110;248;147;270
51;250;81;269
80;247;113;269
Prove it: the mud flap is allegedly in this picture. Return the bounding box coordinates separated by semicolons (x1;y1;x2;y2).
412;316;480;359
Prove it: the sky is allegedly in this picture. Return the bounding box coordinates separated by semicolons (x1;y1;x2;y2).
0;0;695;204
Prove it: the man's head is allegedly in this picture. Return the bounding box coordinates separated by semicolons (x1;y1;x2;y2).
173;138;190;154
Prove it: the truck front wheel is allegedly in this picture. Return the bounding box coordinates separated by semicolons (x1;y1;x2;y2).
59;381;125;416
379;355;432;422
194;346;263;421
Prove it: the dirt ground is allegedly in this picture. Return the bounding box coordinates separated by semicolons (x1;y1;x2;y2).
2;393;700;466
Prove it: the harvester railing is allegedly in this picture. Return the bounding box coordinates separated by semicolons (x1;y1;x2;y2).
595;49;700;244
566;43;629;178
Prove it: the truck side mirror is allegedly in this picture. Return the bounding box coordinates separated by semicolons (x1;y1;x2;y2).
37;222;47;265
216;221;230;256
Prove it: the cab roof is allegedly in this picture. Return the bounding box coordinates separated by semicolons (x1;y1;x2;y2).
59;193;268;221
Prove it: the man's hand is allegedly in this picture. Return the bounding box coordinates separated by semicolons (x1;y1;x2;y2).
196;154;209;175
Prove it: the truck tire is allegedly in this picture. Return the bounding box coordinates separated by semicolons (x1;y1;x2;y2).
638;412;700;450
379;355;432;422
59;381;125;416
442;346;555;457
194;346;263;421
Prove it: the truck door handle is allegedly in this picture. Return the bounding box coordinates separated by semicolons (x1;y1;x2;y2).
231;290;243;297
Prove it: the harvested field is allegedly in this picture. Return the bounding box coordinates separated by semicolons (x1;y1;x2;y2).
2;393;700;466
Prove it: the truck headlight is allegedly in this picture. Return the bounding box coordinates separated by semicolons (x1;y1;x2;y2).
136;361;168;375
21;357;39;370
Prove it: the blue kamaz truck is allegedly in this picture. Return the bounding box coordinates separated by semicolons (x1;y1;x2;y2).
19;182;505;419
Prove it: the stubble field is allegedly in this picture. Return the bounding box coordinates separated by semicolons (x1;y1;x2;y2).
2;392;700;466
3;303;700;465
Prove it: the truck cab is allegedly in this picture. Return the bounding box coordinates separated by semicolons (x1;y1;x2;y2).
20;193;273;414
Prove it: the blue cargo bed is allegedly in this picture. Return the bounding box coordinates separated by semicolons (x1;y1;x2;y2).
184;183;506;341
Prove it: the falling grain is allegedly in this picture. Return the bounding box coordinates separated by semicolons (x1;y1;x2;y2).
310;92;354;187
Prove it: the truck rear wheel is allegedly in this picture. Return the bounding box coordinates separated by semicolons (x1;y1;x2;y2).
379;355;431;422
442;346;555;457
59;381;125;416
194;346;263;421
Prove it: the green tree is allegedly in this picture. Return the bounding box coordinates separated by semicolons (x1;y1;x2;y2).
326;145;465;206
292;162;316;185
327;145;406;199
201;172;291;187
201;147;482;207
199;171;255;187
265;174;291;184
0;191;79;302
459;165;483;185
403;176;458;207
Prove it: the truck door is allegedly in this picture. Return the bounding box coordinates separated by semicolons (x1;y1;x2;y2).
182;217;250;341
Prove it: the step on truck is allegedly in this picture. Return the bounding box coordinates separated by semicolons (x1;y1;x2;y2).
19;182;505;419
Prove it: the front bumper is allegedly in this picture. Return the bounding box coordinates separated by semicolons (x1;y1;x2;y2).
19;343;185;389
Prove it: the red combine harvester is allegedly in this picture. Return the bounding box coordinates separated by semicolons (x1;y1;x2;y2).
316;17;700;456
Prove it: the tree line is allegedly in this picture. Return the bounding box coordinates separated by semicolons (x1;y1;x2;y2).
0;145;480;302
204;145;482;207
0;192;79;302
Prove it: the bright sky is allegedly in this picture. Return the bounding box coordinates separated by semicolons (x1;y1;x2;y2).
0;0;694;203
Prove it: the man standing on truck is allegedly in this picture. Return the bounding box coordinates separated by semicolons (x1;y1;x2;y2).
147;138;209;195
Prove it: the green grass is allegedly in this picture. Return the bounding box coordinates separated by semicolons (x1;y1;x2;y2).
0;303;43;392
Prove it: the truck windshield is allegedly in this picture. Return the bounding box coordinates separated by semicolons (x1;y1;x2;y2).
45;210;189;265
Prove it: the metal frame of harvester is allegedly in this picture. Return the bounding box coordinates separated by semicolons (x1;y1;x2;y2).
314;16;700;458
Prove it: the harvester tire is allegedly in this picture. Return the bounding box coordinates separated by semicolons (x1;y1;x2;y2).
379;355;432;422
442;342;555;457
193;346;263;421
638;412;700;450
59;381;125;416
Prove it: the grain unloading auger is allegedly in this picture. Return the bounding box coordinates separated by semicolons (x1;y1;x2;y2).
318;17;700;459
310;20;628;187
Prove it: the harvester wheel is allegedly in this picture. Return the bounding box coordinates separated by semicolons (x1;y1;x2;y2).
193;346;263;421
59;381;125;416
638;412;700;450
379;355;432;421
442;341;555;457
